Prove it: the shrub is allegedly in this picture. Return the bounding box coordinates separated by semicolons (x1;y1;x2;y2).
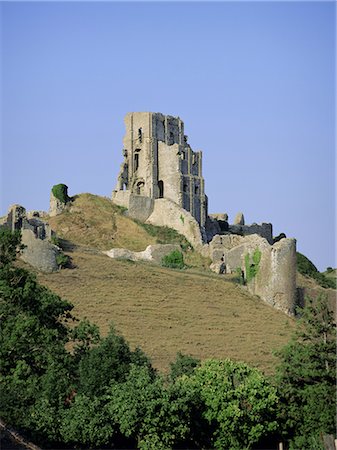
169;352;200;381
50;235;60;247
245;248;261;283
52;184;70;204
56;253;70;269
161;250;185;269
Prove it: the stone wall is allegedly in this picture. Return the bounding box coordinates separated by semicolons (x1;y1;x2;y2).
2;204;59;273
112;112;207;228
146;198;204;250
207;233;297;315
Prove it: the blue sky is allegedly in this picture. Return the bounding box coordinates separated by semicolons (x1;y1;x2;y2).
1;1;335;270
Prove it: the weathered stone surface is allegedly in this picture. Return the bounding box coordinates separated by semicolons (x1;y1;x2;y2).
207;232;296;316
27;210;48;220
234;212;245;225
128;195;154;222
251;237;297;316
104;243;181;264
21;229;59;273
2;204;57;272
210;262;225;274
49;191;67;217
146;198;203;250
209;213;228;221
228;223;273;244
6;204;27;231
112;112;207;229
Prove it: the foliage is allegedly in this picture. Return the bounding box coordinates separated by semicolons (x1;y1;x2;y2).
77;324;153;397
0;228;24;266
245;248;261;283
56;252;70;269
297;252;336;289
60;394;122;447
161;250;185;269
50;235;60;247
190;359;279;449
169;352;200;381
51;183;70;204
274;295;336;449
0;260;74;444
108;365;197;449
1;230;335;450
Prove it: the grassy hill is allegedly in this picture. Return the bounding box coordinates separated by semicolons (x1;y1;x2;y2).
26;193;307;375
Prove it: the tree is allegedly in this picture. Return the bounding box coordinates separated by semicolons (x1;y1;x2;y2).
108;365;197;449
0;230;74;444
275;295;336;449
190;359;279;449
0;227;23;266
169;351;200;381
77;324;153;397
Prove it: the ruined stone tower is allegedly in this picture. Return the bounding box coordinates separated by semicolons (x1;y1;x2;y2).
113;112;207;227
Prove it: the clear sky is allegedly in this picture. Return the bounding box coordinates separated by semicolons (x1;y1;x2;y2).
1;1;335;271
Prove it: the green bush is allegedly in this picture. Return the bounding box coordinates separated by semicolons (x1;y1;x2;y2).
50;235;60;247
245;248;261;283
161;250;185;269
169;352;200;381
56;253;70;269
52;184;70;204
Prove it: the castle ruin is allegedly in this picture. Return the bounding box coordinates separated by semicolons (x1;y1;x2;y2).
112;112;297;316
113;112;207;231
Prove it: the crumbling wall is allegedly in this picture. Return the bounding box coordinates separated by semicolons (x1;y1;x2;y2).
112;112;207;228
146;198;204;250
207;233;297;315
2;204;59;273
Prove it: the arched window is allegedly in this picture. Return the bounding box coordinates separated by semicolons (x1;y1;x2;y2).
158;180;164;198
195;185;199;195
136;181;145;195
138;128;143;143
134;149;141;171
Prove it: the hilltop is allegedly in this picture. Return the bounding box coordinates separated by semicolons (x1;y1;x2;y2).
28;193;298;374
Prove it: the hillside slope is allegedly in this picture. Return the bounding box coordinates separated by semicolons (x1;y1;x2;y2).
27;193;299;374
36;249;295;375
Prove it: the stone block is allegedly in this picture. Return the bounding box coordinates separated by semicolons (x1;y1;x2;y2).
128;195;154;222
234;212;245;225
21;229;59;273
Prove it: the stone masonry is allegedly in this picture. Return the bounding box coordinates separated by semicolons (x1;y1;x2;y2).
1;204;60;273
112;112;207;229
111;112;297;315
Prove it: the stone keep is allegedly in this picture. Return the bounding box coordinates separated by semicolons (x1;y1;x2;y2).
113;112;208;228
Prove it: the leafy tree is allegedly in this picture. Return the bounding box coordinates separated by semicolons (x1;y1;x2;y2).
60;394;123;448
169;351;200;381
275;295;336;449
190;359;279;449
108;365;198;449
0;230;75;444
77;324;153;397
0;227;23;266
